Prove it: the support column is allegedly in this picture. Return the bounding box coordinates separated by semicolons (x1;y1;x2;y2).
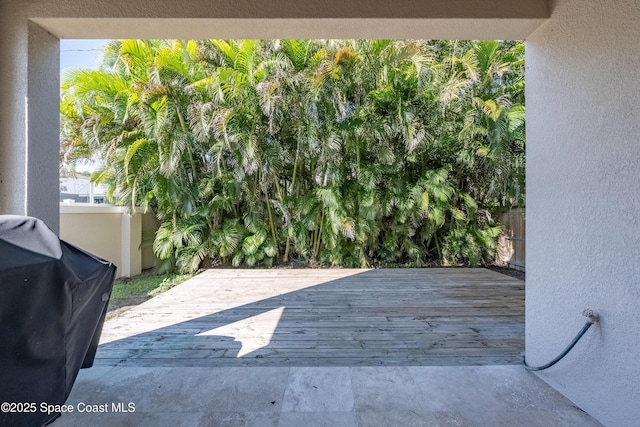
0;15;60;234
0;6;29;222
27;22;61;233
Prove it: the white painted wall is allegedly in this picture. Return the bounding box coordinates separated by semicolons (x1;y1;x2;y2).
526;0;640;425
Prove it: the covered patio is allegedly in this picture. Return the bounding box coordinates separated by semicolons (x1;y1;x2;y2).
2;1;639;424
54;269;601;425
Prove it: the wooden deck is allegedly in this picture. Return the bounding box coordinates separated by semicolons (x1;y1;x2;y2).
96;268;524;367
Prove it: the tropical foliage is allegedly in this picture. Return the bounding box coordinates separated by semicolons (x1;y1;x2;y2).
60;39;525;272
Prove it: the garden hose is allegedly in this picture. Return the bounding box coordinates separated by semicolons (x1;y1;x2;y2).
523;309;599;371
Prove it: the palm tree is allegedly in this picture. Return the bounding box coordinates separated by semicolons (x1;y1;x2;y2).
61;39;525;272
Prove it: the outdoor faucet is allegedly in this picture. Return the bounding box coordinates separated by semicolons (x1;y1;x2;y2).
582;309;600;324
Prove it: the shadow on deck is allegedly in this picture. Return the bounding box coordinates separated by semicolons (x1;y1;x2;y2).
96;268;524;367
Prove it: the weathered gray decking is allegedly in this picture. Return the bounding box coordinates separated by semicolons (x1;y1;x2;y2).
96;268;524;367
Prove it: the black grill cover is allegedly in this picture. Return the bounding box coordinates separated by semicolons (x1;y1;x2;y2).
0;215;116;426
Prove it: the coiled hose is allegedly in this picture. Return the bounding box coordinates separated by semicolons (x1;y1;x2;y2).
523;309;599;371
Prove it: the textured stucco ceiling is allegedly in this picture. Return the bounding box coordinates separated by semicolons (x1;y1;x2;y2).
27;0;548;40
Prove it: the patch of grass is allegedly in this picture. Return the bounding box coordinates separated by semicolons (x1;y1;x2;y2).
106;270;193;319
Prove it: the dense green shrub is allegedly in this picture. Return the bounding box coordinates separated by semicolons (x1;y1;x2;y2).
61;39;525;272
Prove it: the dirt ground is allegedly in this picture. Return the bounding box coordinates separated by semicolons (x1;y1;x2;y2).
486;265;525;281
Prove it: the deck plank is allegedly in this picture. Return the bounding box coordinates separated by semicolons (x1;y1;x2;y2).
96;268;524;367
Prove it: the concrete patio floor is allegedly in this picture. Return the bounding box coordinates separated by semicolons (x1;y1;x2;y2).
53;269;602;426
55;365;602;426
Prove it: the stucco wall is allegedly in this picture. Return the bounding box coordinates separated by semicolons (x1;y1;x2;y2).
526;0;640;425
60;205;146;278
60;207;122;273
0;4;29;224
